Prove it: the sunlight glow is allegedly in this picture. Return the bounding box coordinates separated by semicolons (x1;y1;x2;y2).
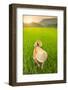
24;16;33;24
24;16;56;24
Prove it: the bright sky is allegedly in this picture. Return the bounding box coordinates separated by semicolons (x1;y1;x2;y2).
23;16;56;23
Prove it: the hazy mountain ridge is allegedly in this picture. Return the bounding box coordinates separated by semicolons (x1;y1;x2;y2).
24;22;42;27
24;18;57;27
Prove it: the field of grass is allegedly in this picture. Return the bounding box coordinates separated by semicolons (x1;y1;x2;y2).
23;27;57;74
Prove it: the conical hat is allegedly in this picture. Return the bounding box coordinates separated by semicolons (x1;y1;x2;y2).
36;50;47;63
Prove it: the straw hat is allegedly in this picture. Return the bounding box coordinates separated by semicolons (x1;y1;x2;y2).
36;49;48;63
34;40;42;47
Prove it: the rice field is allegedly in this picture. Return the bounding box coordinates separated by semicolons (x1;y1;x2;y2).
23;27;57;74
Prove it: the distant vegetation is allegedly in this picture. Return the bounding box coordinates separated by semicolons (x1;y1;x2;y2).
24;18;57;27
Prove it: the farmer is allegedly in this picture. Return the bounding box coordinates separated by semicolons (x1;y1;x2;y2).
33;40;48;69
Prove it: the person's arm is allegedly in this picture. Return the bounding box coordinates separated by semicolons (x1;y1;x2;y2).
33;48;37;60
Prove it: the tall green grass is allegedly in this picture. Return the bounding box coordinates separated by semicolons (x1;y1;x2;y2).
23;27;57;74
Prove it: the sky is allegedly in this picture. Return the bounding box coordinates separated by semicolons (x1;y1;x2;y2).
23;16;57;24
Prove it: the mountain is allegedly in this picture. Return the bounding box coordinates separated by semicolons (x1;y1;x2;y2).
40;18;57;27
24;18;57;27
24;22;42;27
